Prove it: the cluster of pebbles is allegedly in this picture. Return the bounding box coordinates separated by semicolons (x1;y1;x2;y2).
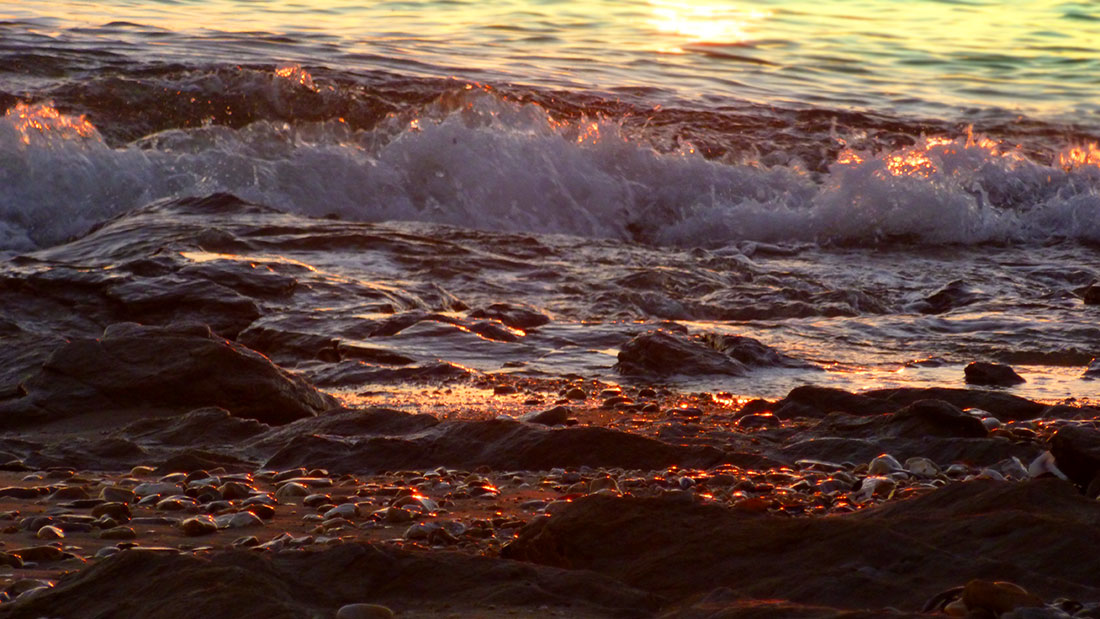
0;434;1073;607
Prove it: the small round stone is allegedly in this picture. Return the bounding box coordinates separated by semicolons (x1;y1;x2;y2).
336;603;395;619
180;515;218;536
99;526;137;540
36;525;64;540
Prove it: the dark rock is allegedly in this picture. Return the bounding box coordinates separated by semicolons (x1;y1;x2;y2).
615;330;747;377
1083;284;1100;306
306;360;471;388
264;417;770;473
1050;425;1100;489
467;303;551;330
120;408;268;446
334;344;415;366
920;280;982;314
154;451;255;475
0;322;335;429
0;544;658;619
503;480;1100;611
780;434;1039;468
255;408;439;448
965;362;1026;386
736;413;780;429
886;400;988;438
104;278;260;340
1085;358;1100;378
521;406;572;426
867;387;1045;421
772;386;894;419
0;487;47;499
702;333;817;369
468;321;520;342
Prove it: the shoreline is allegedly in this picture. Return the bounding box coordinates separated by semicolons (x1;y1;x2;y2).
0;378;1099;617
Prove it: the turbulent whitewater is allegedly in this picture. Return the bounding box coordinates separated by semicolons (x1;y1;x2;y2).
1;3;1099;402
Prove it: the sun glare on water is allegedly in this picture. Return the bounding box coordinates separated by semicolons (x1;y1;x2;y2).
648;0;771;51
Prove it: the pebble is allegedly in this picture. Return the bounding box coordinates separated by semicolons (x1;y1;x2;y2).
180;515;218;536
564;387;587;400
248;504;276;519
323;503;360;520
99;526;137;540
589;476;620;494
94;547;120;559
274;482;310;501
99;486;136;503
213;511;264;529
336;603;395;619
36;525;64;540
904;457;939;478
91;502;132;521
867;454;903;476
132;482;181;498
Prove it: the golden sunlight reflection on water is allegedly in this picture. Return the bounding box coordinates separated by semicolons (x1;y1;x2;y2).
647;0;771;52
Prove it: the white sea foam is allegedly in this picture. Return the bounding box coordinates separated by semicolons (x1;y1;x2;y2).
2;95;1098;252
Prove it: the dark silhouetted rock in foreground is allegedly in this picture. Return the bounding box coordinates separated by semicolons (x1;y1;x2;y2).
885;399;988;438
964;361;1026;386
264;417;767;473
119;407;269;446
0;323;335;429
0;543;658;619
865;387;1045;421
502;479;1100;612
773;386;894;419
1050;425;1100;490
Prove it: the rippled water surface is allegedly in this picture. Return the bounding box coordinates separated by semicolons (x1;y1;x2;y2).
4;0;1100;123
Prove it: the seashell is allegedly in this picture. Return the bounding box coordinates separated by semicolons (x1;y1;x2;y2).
1027;452;1067;480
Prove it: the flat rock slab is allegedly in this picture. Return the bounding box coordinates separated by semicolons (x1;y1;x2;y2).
0;543;658;619
0;322;335;429
264;417;770;473
502;479;1100;611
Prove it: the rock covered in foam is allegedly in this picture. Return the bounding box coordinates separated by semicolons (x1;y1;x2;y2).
0;323;335;429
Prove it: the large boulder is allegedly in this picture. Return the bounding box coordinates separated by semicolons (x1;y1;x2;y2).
0;322;335;429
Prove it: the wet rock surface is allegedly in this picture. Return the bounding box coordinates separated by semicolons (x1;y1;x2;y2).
0;323;335;429
0;197;1097;617
966;361;1027;386
503;480;1100;611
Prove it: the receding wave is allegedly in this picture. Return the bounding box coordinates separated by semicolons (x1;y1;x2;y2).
2;72;1099;252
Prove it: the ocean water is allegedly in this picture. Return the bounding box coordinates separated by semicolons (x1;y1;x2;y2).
2;0;1099;402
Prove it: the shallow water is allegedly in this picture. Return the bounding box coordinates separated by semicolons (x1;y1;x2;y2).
1;0;1098;403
